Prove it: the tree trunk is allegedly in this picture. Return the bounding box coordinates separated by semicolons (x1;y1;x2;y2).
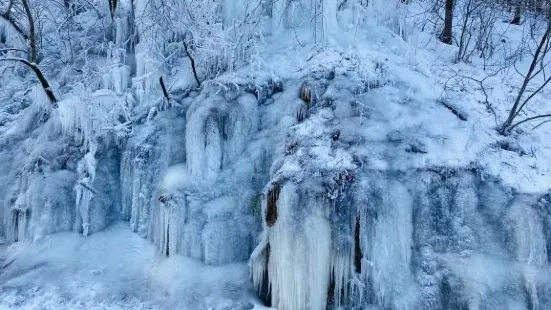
442;0;454;45
20;0;37;63
511;6;521;25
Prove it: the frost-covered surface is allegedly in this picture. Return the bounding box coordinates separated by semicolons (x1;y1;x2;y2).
1;0;551;309
0;223;256;310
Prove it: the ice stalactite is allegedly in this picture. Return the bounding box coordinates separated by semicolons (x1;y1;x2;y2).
8;175;30;242
323;0;339;35
120;143;155;237
330;241;354;307
271;0;288;34
507;199;547;266
359;179;415;310
506;198;547;310
152;158;254;263
224;94;259;165
120;151;134;221
133;50;159;104
186;95;258;183
132;0;163;104
102;56;131;96
202;196;254;265
186;98;215;182
223;0;244;29
154;164;191;256
367;0;408;40
74;143;98;237
115;16;130;49
5;160;76;243
250;229;270;300
252;183;333;310
157;194;184;257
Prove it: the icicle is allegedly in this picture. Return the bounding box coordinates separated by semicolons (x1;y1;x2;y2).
115;17;129;49
272;0;288;34
120;151;133;220
186;100;226;183
264;183;332;310
506;199;547;267
224;94;259;167
363;179;414;309
157;197;182;256
133;50;159;103
74;143;98;237
9;176;30;242
129;160;142;231
251;229;269;291
104;65;130;95
204;115;222;181
75;177;93;236
31;84;53;113
330;243;354;307
506;197;547;310
153;164;192;256
323;0;339;35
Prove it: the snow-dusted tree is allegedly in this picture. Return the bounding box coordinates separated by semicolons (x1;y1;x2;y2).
499;7;551;134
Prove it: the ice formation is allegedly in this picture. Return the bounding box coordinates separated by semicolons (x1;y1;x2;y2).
2;1;551;310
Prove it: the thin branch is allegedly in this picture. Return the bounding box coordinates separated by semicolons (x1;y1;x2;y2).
532;119;551;130
513;75;551;120
508;114;551;133
182;39;200;87
0;48;29;54
440;72;498;126
159;76;169;103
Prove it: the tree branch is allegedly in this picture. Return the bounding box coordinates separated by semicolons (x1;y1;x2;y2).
507;113;551;133
0;57;57;104
0;48;29;54
500;22;551;134
182;39;200;87
159;76;170;103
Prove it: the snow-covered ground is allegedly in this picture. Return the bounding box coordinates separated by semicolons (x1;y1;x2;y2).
0;223;257;310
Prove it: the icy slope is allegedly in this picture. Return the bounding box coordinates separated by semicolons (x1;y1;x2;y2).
1;2;551;310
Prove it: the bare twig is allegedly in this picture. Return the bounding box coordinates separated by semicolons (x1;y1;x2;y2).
182;38;201;87
159;76;170;103
0;48;29;54
508;113;551;132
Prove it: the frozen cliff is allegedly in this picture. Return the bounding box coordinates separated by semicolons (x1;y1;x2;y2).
1;0;551;309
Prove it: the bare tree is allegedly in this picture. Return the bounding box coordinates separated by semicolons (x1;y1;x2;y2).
499;10;551;134
455;0;500;63
442;0;455;44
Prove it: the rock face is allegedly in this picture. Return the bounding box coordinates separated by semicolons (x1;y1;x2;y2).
0;50;550;310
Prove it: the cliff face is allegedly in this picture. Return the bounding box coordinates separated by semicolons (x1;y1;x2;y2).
1;2;551;309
